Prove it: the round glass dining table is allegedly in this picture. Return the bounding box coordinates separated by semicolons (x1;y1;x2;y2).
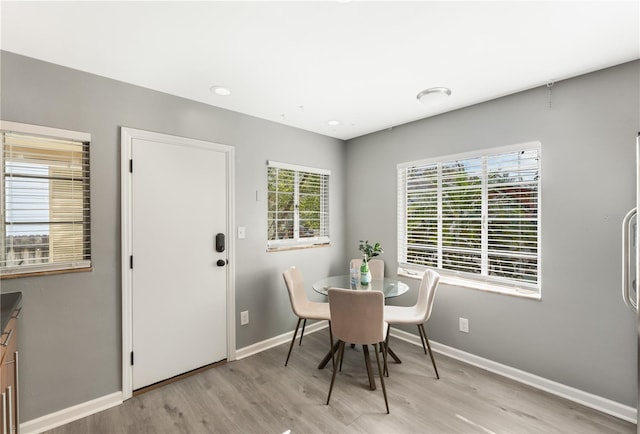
311;274;410;387
312;275;409;298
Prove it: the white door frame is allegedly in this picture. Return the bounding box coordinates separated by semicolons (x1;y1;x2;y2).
120;127;236;400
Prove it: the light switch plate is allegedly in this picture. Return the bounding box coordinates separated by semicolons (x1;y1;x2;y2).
238;226;246;239
240;310;249;325
459;317;469;333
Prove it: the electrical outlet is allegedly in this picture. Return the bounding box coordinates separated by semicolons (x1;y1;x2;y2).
241;310;249;325
459;317;469;333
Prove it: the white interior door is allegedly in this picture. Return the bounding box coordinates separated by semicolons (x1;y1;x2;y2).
130;136;228;390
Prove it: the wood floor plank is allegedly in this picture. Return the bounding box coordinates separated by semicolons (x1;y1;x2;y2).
44;329;634;434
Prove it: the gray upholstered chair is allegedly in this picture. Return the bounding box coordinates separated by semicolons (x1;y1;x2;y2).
326;287;390;413
384;269;440;379
350;258;385;279
282;266;331;366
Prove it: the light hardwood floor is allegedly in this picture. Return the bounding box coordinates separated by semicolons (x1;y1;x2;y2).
46;328;634;434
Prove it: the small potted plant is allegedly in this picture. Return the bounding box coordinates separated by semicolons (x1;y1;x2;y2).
359;240;383;285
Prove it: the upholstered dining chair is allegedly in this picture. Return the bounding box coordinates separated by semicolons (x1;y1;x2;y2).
384;269;441;379
326;287;390;413
350;258;385;279
282;266;331;366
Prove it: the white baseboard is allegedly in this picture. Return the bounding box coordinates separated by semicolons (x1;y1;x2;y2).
20;391;123;434
389;328;637;424
235;320;328;360
21;325;635;433
20;322;329;433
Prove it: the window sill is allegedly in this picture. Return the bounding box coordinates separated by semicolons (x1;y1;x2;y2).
1;266;94;280
397;267;541;301
267;243;331;253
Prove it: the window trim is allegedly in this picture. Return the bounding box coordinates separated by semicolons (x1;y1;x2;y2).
397;141;541;297
396;267;541;300
0;120;92;278
267;160;330;251
0;121;90;143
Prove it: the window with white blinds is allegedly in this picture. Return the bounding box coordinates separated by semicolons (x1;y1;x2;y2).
267;160;330;249
1;122;91;276
398;142;540;291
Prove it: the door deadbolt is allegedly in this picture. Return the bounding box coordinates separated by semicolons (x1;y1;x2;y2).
215;233;225;252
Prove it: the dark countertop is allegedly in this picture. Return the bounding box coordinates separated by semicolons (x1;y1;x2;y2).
1;292;22;332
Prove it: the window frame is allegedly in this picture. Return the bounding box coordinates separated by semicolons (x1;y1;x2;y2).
1;121;92;278
267;160;330;251
397;142;541;298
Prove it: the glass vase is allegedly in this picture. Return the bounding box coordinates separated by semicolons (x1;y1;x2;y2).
360;259;371;286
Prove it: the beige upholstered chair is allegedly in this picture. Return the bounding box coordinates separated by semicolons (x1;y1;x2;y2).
326;287;390;413
384;269;440;379
350;258;385;279
282;266;331;366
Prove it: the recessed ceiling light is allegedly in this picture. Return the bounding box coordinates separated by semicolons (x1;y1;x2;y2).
210;86;231;96
327;120;341;126
416;87;451;105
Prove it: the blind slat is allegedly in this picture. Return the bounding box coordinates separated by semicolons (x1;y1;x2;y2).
267;163;329;247
398;143;540;290
2;128;91;273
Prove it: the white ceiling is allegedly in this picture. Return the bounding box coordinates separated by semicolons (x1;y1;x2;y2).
1;1;638;140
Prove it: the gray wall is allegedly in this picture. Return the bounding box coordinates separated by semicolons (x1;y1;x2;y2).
2;49;639;423
0;51;346;421
345;60;640;406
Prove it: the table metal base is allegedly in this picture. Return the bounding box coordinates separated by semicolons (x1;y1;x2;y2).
318;341;401;391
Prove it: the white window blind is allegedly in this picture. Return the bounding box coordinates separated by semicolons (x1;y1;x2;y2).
267;160;330;249
398;142;540;291
1;123;91;276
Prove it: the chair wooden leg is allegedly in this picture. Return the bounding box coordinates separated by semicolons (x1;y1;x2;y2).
328;321;335;369
383;327;391;377
327;341;345;405
373;343;390;414
362;345;376;390
419;324;439;379
383;339;390;377
299;318;307;345
285;317;302;366
417;323;428;354
339;342;345;371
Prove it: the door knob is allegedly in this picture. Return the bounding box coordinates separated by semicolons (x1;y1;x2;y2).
217;259;226;267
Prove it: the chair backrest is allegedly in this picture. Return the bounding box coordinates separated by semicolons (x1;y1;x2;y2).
282;266;310;317
328;287;385;345
350;258;385;279
415;269;441;322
